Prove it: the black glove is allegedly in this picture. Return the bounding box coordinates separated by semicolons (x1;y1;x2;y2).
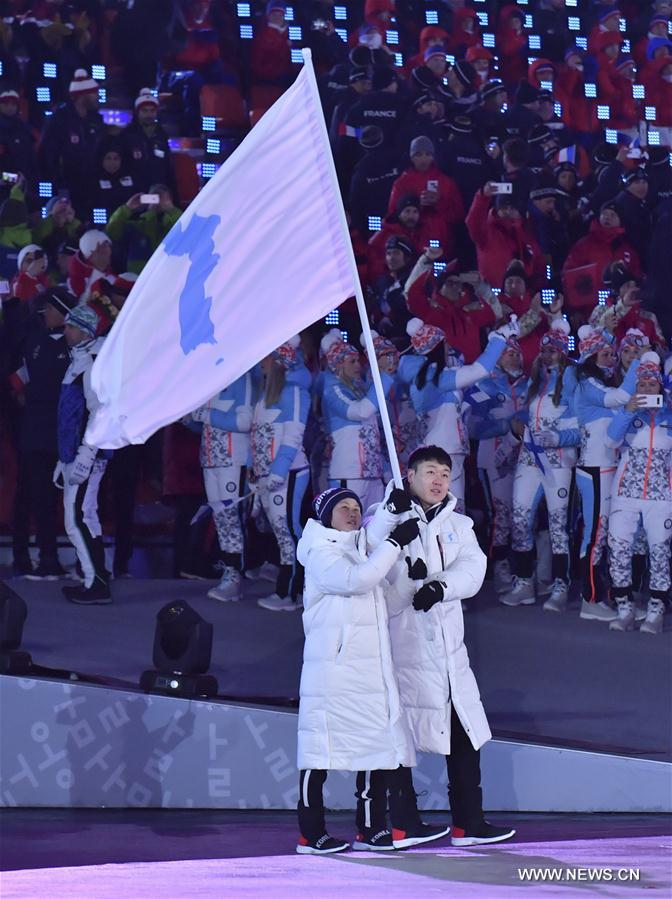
387;517;419;548
386;487;412;515
406;557;428;581
412;581;444;612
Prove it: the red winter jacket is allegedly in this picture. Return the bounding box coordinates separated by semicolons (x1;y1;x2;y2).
11;270;49;302
496;5;527;85
388;166;463;250
447;9;481;56
367;215;449;284
67;252;115;301
500;290;546;374
465;190;544;290
597;63;640;131
562;221;641;313
556;66;598;135
406;270;495;362
251;24;293;83
646;58;672;126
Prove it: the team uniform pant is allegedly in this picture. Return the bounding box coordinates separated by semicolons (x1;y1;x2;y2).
13;450;61;565
63;458;108;588
259;468;310;598
576;466;616;603
511;463;572;581
608;496;672;599
328;477;384;512
203;464;247;569
478;457;515;562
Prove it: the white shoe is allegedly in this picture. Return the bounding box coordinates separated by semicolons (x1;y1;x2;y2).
499;576;535;606
640;598;665;635
257;593;302;611
609;598;635;632
246;562;279;583
493;560;513;594
580;599;618;622
207;567;242;602
543;578;569;612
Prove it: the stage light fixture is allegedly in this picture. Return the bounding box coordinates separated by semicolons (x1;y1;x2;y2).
140;600;218;698
0;583;31;675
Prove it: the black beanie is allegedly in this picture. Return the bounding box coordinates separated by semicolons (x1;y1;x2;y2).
313;487;363;527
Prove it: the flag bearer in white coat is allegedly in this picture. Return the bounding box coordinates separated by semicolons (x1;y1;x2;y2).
295;487;448;855
367;445;516;846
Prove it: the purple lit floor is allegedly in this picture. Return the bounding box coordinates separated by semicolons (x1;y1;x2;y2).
1;810;670;898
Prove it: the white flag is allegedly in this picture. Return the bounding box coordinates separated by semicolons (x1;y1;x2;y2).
86;54;356;449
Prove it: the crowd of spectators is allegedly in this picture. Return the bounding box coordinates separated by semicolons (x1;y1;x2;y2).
0;1;670;629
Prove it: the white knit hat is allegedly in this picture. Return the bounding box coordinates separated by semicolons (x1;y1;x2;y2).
79;230;111;258
69;69;98;96
134;87;158;110
17;244;42;270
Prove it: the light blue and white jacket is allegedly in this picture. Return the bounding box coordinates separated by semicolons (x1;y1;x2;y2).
198;370;256;469
322;370;393;480
465;365;528;473
606;400;672;502
398;334;507;455
250;364;311;480
571;361;639;468
518;365;579;470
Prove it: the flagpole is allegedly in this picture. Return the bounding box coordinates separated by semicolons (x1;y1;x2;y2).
302;48;404;488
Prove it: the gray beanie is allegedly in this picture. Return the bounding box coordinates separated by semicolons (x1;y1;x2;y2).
410;135;435;157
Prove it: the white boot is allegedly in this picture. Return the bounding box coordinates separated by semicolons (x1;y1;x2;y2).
499;576;536;606
207;567;242;602
609;597;635;632
639;598;665;635
580;599;618;622
543;578;569;612
493;559;513;594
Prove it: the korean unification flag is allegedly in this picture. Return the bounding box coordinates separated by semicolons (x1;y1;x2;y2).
86;53;356;449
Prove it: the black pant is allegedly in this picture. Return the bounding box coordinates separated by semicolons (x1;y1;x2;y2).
297;768;408;840
13;450;60;563
445;705;484;831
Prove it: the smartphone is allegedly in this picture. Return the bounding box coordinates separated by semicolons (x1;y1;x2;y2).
487;141;499;153
426;180;439;192
0;279;10;293
1;172;18;183
637;394;663;408
541;288;556;304
428;239;440;248
626;148;643;159
140;193;160;205
490;182;513;195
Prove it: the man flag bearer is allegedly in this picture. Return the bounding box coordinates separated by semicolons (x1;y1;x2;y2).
367;445;516;846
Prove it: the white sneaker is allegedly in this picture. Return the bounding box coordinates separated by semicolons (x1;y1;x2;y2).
246;562;279;583
257;593;302;612
493;560;512;594
640;598;665;635
580;599;618;622
543;578;569;612
499;576;535;606
207;567;242;602
609;598;635;632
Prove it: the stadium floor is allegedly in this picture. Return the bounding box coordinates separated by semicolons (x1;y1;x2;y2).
1;809;670;898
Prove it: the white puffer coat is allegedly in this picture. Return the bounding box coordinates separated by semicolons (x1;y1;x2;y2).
296;518;416;772
366;482;491;755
